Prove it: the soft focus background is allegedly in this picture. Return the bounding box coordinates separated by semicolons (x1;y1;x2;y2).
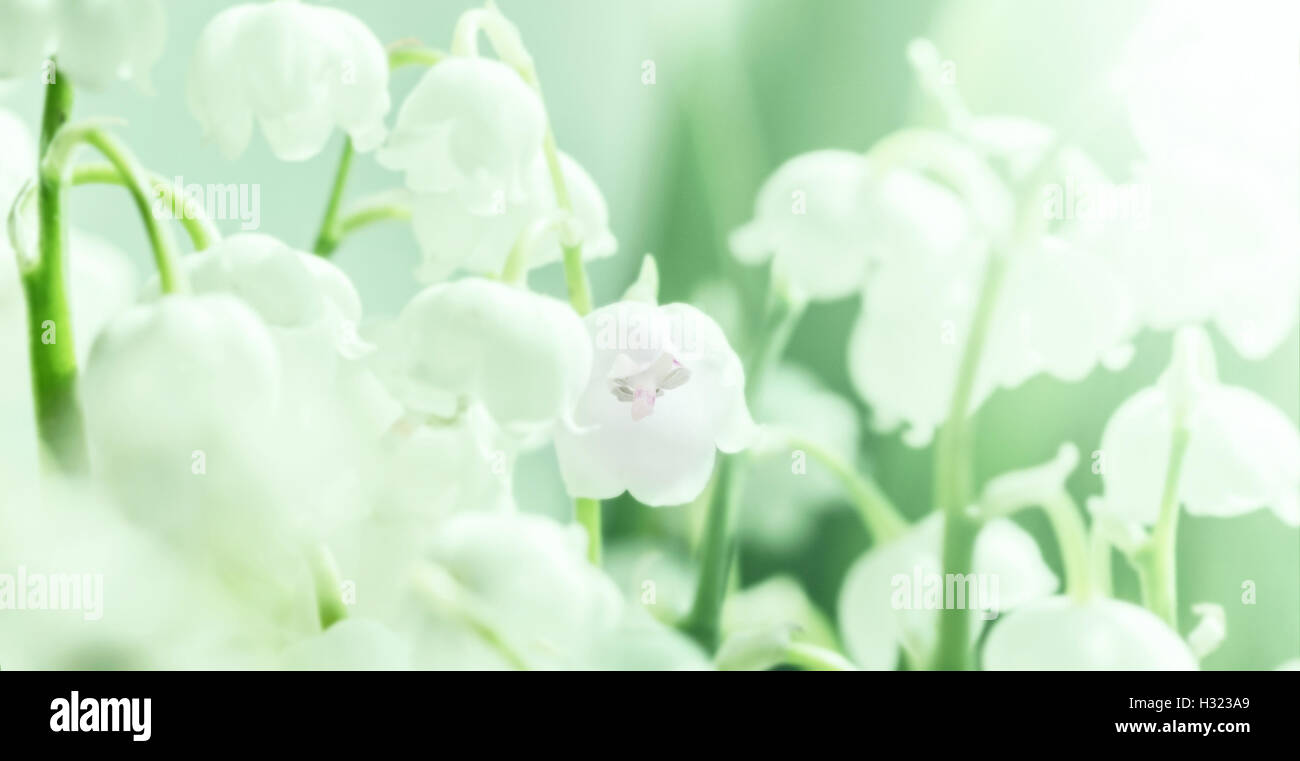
1;0;1295;668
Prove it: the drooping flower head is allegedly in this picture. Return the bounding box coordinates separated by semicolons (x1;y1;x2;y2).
188;0;390;160
554;299;754;506
0;0;165;90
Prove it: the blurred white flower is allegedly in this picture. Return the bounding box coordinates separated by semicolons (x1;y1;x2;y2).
983;597;1197;670
0;0;165;90
554;300;754;506
187;0;390;160
401;512;622;667
848;123;1136;447
729;150;876;301
1115;0;1299;359
380;277;591;437
410;150;616;283
378;56;545;212
0;477;285;668
81;293;327;620
838;513;1058;668
148;233;369;372
281;619;410;669
1093;327;1300;527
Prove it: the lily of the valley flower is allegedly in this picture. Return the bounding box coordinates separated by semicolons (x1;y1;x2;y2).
729;150;878;301
982;596;1197;670
381;277;591;437
378;55;545;212
553;300;754;506
1092;327;1300;528
410;150;616;283
1114;0;1299;359
0;0;165;90
838;513;1058;668
187;0;390;161
847;120;1137;447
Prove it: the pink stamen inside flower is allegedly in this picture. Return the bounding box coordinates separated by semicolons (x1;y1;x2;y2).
608;352;691;421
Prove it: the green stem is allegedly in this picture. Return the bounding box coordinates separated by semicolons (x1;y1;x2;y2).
1042;494;1093;601
1090;522;1114;599
388;44;446;70
70;163;219;250
541;124;592;315
783;642;858;671
1136;426;1190;629
42;124;186;293
683;289;807;651
308;544;348;630
22;69;85;472
500;210;568;284
682;453;740;651
575;498;602;566
783;432;908;543
932;252;1007;670
312;138;354;256
336;194;411;241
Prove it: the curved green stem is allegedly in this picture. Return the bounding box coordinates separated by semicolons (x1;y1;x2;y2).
43;123;186;294
312;138;354;256
1090;521;1114;599
575;498;602;566
1136;425;1190;629
1042;493;1093;601
782;432;908;543
69;163;219;250
22;69;85;473
783;642;858;671
336;193;411;240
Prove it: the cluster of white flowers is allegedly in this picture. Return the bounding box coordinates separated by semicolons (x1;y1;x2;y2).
0;0;1295;671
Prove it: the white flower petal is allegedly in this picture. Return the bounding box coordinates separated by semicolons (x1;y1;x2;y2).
983;596;1197;670
188;1;389;161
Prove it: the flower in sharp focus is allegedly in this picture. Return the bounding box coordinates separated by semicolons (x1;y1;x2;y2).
837;513;1058;668
553;300;755;506
378;56;545;212
982;597;1197;670
410;150;616;283
187;0;390;161
1091;327;1300;528
0;0;165;90
378;277;591;438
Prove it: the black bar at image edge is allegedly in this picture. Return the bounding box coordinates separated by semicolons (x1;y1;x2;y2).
0;670;1291;747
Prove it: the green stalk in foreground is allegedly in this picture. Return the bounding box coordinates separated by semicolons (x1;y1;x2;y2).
575;498;602;565
683;290;805;651
931;253;1007;670
21;71;84;472
1135;425;1190;629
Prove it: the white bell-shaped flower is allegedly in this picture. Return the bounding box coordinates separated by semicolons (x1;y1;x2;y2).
730;150;876;301
982;596;1197;670
187;0;390;160
381;277;591;437
1094;327;1300;527
410;150;616;283
0;0;165;90
553;300;755;506
1114;1;1299;359
401;512;623;667
378;56;545;212
148;233;368;369
837;513;1058;668
81;293;326;623
847;123;1137;447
